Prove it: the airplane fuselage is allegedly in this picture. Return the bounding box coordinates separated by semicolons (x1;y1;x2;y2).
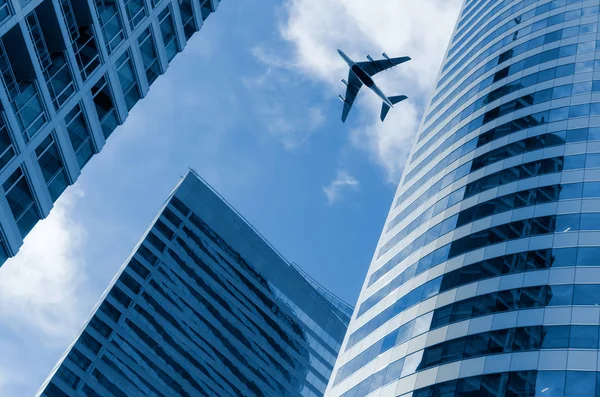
337;49;394;108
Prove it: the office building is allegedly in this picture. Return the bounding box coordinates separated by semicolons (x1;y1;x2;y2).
0;0;220;265
38;170;352;397
327;1;600;396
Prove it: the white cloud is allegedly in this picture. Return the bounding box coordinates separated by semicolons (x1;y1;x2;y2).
263;0;462;181
323;170;360;204
0;186;88;341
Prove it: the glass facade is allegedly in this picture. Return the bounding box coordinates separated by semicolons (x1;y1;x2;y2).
0;0;221;264
37;171;351;397
326;1;600;397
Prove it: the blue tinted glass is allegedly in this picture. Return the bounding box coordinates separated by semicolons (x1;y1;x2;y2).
578;248;600;266
560;183;583;199
580;213;600;230
565;371;596;396
535;371;565;396
547;284;574;306
587;154;600;168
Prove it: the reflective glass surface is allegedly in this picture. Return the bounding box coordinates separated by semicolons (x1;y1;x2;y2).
39;172;350;397
329;1;600;396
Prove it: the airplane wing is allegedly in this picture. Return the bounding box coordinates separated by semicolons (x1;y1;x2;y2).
356;56;411;77
341;71;363;123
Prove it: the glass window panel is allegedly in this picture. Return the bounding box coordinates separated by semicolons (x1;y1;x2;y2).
578;248;600;266
35;134;69;202
547;284;574;306
3;167;40;237
65;104;94;168
138;27;161;84
91;75;118;139
560;183;583;200
584;182;600;198
580;213;600;231
158;7;178;62
569;325;599;349
535;371;565;396
541;325;570;349
574;285;600;305
116;51;140;111
552;248;577;267
383;358;404;384
565;371;596;396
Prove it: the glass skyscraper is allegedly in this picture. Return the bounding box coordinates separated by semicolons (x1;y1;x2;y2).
327;1;600;396
37;170;352;397
0;0;220;266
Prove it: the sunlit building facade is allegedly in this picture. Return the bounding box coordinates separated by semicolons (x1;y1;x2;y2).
0;0;220;266
327;1;600;396
38;170;351;397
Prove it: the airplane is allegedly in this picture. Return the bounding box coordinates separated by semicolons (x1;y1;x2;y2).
337;49;411;123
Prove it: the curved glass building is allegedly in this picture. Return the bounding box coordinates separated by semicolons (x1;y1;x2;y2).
327;1;600;396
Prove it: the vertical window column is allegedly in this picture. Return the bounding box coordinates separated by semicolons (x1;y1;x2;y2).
25;2;76;111
124;0;147;30
91;75;119;139
0;0;11;25
116;51;141;111
178;0;197;41
0;111;15;172
93;0;125;55
3;167;40;238
158;6;179;62
199;0;215;21
64;103;95;168
137;27;161;85
58;0;102;81
0;26;48;144
35;134;69;202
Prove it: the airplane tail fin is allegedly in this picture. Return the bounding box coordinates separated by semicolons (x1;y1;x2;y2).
380;95;408;121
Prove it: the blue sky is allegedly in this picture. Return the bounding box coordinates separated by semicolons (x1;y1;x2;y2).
0;0;461;395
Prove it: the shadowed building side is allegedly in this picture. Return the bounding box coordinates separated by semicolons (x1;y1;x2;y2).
37;170;351;397
0;0;221;268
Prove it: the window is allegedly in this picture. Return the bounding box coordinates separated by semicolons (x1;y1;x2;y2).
65;104;94;168
25;8;75;110
35;134;69;202
68;348;91;372
120;272;142;294
137;27;161;85
89;316;112;338
200;0;213;20
58;0;102;81
55;366;80;389
116;51;140;111
42;382;69;397
93;0;125;54
158;7;178;62
0;0;11;25
91;75;118;139
109;286;132;308
129;258;150;279
0;112;15;171
99;300;122;322
178;0;196;40
124;0;146;30
79;331;102;354
3;167;40;237
11;81;47;143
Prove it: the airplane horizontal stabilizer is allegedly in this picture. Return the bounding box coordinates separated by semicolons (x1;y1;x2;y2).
389;95;408;105
381;96;408;122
